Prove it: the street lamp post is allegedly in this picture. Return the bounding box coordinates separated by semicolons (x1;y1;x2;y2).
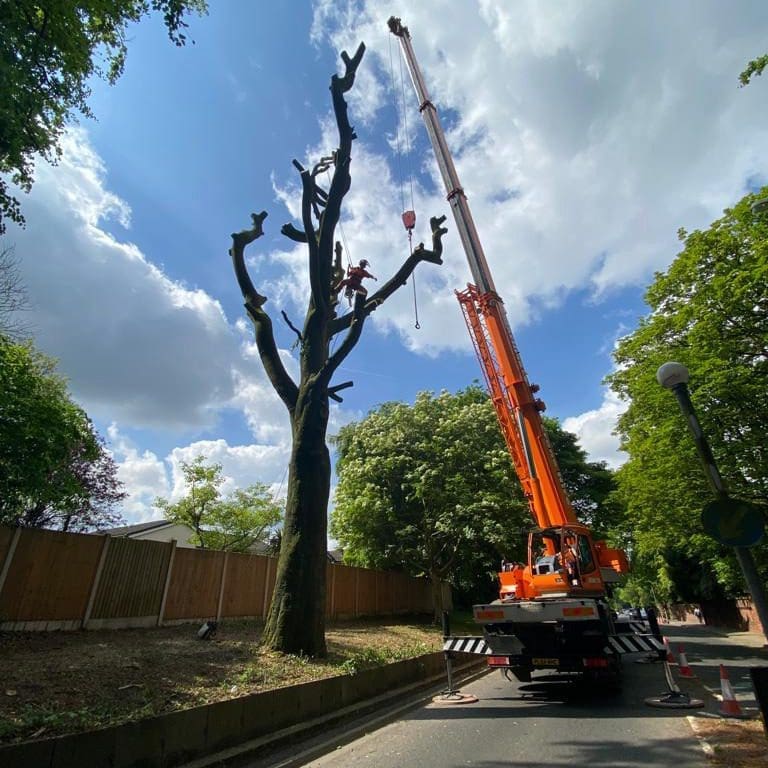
656;362;768;641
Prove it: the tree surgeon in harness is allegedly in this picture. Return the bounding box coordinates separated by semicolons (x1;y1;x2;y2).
335;259;377;305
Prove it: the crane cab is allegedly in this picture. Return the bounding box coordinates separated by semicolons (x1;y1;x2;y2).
499;525;628;601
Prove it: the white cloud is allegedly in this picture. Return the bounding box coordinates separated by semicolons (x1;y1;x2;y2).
109;426;292;522
165;440;290;501
10;129;241;430
6;129;352;522
563;388;627;469
310;0;768;326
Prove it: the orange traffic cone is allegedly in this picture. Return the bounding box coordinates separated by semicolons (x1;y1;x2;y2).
663;637;675;663
718;665;745;718
677;645;695;677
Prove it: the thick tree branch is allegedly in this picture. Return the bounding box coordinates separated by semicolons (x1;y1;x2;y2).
317;44;366;306
296;164;328;317
328;380;353;403
325;291;367;375
281;223;307;243
230;212;299;411
230;211;268;311
329;215;448;335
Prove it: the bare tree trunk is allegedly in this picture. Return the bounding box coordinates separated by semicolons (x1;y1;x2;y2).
229;43;447;657
430;570;445;625
263;386;331;656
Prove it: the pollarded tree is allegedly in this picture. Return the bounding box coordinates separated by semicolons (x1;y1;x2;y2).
229;43;447;657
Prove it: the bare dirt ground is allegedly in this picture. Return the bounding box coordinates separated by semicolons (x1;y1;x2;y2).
0;618;443;744
689;715;768;767
2;618;765;765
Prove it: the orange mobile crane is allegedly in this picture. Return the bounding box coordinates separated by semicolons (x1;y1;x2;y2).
389;18;660;683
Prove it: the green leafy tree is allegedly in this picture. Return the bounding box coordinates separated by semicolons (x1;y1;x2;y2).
0;0;207;233
331;385;619;613
0;335;125;530
155;456;283;552
608;190;768;603
740;54;768;86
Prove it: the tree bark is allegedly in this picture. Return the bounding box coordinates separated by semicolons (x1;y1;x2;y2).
230;42;446;657
262;383;331;656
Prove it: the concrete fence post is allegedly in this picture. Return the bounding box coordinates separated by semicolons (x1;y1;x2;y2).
157;539;177;626
82;535;111;629
0;527;22;599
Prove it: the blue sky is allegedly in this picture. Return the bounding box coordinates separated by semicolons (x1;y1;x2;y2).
7;1;768;523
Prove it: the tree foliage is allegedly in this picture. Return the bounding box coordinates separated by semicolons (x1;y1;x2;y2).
155;456;282;553
739;54;768;86
0;335;125;530
607;190;768;602
331;385;619;609
0;0;207;233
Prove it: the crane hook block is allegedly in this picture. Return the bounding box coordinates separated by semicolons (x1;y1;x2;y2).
402;210;416;231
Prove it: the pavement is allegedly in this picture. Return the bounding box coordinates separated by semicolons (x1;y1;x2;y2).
658;621;768;715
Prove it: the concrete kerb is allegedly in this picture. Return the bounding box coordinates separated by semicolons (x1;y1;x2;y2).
183;657;490;768
0;652;487;768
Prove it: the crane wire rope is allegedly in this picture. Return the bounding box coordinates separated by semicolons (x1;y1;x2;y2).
389;31;421;329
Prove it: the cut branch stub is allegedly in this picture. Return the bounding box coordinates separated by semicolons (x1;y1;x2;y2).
335;43;366;94
230;211;269;310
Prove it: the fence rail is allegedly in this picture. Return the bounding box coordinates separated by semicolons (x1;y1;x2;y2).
0;526;446;631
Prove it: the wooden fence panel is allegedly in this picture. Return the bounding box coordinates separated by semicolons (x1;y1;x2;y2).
356;567;377;617
0;527;13;571
332;565;356;618
163;548;224;621
392;572;413;614
325;564;335;618
0;528;102;622
220;553;269;618
0;525;449;629
375;571;393;615
90;538;171;620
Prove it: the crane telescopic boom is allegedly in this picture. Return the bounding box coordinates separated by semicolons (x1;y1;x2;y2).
388;16;575;531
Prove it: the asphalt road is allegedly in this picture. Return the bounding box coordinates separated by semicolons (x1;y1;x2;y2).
249;623;767;768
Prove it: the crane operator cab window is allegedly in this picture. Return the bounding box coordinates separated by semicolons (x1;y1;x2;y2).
530;529;597;584
530;530;561;575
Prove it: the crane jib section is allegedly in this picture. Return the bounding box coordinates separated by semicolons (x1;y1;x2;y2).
456;286;577;529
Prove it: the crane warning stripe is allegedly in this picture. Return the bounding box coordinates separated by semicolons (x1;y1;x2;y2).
607;635;665;655
443;637;492;655
562;606;596;617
